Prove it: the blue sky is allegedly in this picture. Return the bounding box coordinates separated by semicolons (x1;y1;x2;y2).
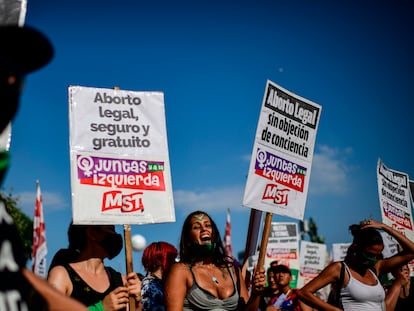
2;1;414;274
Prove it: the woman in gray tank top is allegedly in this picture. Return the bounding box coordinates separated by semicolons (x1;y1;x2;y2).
165;210;266;311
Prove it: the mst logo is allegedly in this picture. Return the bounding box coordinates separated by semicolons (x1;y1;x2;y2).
102;191;144;213
262;184;289;205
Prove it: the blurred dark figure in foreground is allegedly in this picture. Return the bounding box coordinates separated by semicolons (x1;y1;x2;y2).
0;24;87;311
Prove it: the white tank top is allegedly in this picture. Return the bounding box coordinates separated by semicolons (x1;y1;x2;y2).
340;263;385;311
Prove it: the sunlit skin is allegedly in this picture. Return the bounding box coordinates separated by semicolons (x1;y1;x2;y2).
164;211;267;311
273;271;291;289
190;214;213;245
298;219;414;311
47;225;142;310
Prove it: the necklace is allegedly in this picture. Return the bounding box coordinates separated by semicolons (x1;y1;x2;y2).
205;265;219;284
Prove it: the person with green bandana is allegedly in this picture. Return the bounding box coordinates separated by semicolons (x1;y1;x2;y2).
164;210;266;311
298;219;414;311
47;222;142;311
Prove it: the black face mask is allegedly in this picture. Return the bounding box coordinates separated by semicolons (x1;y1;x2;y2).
100;232;123;259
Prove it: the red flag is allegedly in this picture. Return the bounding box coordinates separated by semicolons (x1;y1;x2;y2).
32;180;47;278
223;208;233;258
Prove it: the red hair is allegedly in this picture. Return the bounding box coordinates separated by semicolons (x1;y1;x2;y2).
141;241;178;274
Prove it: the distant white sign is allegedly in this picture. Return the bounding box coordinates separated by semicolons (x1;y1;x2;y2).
298;240;327;288
243;80;322;220
69;86;175;224
265;222;300;287
330;243;351;262
377;158;414;241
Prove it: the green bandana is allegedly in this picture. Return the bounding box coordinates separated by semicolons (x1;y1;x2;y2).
191;242;215;257
360;252;378;268
0;150;10;184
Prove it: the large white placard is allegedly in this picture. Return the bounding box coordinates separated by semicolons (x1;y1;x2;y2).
243;80;322;220
69;86;175;224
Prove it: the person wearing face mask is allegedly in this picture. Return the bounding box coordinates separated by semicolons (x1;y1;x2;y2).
297;219;414;311
47;222;142;311
164;210;267;311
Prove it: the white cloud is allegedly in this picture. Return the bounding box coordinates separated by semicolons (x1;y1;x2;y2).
11;145;351;218
309;145;352;195
16;191;68;215
174;186;245;213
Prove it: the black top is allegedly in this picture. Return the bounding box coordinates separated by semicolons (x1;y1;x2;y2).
64;263;124;308
394;277;414;311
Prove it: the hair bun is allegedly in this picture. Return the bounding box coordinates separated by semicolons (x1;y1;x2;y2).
349;224;362;236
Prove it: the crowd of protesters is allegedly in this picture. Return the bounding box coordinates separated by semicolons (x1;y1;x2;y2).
2;20;414;311
39;213;414;311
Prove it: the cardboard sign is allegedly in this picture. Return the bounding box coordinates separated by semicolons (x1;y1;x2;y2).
69;86;175;224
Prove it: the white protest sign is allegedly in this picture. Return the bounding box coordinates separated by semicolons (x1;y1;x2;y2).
330;243;351;262
265;222;300;287
298;240;327;288
69;86;175;224
243;80;322;220
377;159;414;241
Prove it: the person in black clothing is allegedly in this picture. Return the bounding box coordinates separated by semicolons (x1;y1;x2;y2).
392;265;413;311
48;222;141;310
0;24;87;311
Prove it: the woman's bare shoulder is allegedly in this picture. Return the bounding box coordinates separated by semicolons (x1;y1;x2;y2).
46;265;73;294
165;262;192;289
310;261;343;282
48;265;69;277
324;261;343;272
169;262;190;273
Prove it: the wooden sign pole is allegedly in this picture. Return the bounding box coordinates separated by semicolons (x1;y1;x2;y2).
124;224;136;311
115;87;135;310
257;212;273;268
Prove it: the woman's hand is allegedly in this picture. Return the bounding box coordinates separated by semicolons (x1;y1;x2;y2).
360;219;414;277
394;266;410;288
360;219;384;230
102;286;130;311
251;267;266;294
125;272;141;301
